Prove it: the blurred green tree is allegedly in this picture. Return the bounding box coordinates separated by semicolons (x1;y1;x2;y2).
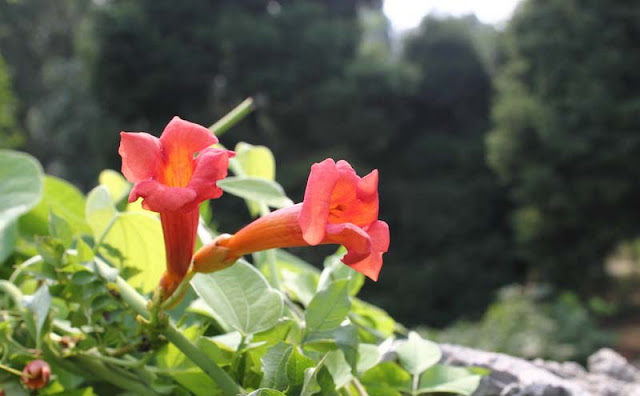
0;0;117;186
487;0;640;288
0;54;22;148
365;17;519;326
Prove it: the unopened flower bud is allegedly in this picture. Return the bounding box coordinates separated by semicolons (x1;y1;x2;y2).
22;359;51;390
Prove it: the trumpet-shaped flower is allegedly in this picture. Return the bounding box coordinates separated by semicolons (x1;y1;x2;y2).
119;117;233;296
193;159;389;281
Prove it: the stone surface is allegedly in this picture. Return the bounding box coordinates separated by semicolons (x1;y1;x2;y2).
439;344;640;396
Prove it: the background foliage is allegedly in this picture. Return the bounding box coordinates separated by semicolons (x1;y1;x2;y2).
2;0;640;341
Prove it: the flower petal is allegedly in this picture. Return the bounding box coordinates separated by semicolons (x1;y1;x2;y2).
119;132;162;182
188;148;234;202
129;179;197;212
300;158;340;245
159;116;218;158
324;222;372;265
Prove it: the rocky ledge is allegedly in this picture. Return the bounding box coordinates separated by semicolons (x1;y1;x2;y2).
440;344;640;396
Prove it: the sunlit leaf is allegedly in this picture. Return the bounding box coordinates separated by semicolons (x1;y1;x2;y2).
99;169;130;204
218;176;293;209
396;331;442;376
417;364;482;395
86;186;165;292
191;260;283;335
305;280;351;336
0;150;43;262
20;175;89;237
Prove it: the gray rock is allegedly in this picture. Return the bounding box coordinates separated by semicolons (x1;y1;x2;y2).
588;348;640;382
439;344;640;396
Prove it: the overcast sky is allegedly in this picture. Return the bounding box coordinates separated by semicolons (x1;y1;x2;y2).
383;0;522;30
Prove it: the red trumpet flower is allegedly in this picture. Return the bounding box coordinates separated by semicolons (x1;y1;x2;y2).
119;117;233;296
193;159;389;281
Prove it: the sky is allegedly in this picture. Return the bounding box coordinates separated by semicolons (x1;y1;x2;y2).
383;0;522;30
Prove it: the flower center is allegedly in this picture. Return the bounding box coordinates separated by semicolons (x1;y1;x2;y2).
161;147;194;187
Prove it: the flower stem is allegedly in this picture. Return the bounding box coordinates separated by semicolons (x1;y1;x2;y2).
209;97;254;136
94;259;245;395
0;362;25;377
0;280;24;309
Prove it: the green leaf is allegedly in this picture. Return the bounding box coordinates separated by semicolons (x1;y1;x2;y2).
305;280;351;336
0;150;43;261
191;260;283;335
417;364;482;395
247;390;286;396
98;169;130;204
356;344;380;375
259;342;292;390
396;332;442;377
217;176;293;209
350;298;396;342
324;350;352;388
24;284;51;346
20;175;89;237
235;142;277;216
235;142;276;181
49;210;74;247
319;247;364;297
335;325;359;370
86;186;165;292
286;346;316;392
361;362;411;394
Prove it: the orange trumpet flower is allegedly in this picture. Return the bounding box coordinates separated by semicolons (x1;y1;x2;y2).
119;117;233;296
193;159;389;281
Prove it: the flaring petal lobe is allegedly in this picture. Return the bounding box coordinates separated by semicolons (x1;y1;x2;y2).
188;148;234;202
159;116;219;158
300;158;340;245
129;179;197;212
324;222;372;265
119;132;162;182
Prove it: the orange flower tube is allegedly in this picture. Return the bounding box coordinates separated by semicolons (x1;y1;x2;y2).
193;159;389;281
119;117;233;296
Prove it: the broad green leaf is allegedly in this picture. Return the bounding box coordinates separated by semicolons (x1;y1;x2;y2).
305;280;351;335
324;350;352;388
350;298;396;342
396;332;442;376
235;142;276;181
361;362;411;394
259;342;292;390
300;364;323;396
86;186;117;241
24;284;51;346
49;210;73;247
319;247;364;297
235;142;277;216
417;364;482;395
217;176;293;209
286;346;316;392
247;390;286;396
191;260;283;335
357;344;380;375
0;150;43;261
20;175;89;237
86;186;165;292
98;169;130;204
335;325;359;370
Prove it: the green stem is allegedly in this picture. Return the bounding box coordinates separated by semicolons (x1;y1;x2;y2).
160;271;195;310
95;259;245;395
209;98;254;136
0;280;24;310
163;322;245;395
0;362;24;377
